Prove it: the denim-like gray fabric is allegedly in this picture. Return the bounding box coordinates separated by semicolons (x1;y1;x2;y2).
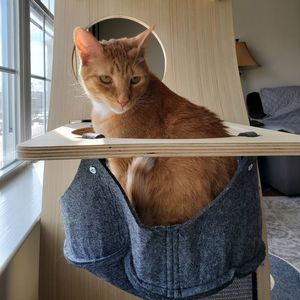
60;157;265;299
203;274;253;299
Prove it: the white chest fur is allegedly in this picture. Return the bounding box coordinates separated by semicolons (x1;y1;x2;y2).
91;99;114;118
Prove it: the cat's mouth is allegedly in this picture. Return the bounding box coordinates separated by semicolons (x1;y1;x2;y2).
91;98;133;116
112;100;135;114
109;103;131;115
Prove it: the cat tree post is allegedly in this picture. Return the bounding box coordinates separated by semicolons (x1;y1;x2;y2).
36;1;271;299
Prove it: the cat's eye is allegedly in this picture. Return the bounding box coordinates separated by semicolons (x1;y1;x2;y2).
99;75;112;84
130;76;141;85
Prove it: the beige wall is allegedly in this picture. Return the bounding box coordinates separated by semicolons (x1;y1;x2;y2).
233;0;300;96
0;223;40;300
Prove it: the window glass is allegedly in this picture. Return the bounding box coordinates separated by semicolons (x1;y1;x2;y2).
30;3;54;139
30;5;43;28
45;80;51;125
0;0;54;173
31;78;45;138
30;16;44;77
45;21;54;79
41;0;55;15
0;72;17;168
0;0;18;170
45;18;54;36
0;0;17;69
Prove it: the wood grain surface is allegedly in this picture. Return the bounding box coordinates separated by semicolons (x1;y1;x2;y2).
38;1;271;299
17;122;300;160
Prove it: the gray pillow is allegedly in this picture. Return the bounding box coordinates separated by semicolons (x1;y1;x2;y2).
260;86;300;117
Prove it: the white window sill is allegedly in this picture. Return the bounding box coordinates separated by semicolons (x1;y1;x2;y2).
0;161;43;274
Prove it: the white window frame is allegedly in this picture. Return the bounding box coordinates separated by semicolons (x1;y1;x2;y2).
0;0;54;179
0;0;20;175
30;0;54;138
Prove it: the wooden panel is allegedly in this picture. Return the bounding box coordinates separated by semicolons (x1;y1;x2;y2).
17;122;300;160
39;0;270;299
256;174;271;300
47;0;246;130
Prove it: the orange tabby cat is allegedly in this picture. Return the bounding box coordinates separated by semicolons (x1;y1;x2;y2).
74;27;237;226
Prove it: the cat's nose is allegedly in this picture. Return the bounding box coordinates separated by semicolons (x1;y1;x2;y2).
117;98;129;108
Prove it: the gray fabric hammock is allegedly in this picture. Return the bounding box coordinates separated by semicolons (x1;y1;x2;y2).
60;156;265;299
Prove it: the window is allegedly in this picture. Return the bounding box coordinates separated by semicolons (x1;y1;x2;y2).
41;0;54;15
0;0;19;170
30;2;54;138
0;0;54;174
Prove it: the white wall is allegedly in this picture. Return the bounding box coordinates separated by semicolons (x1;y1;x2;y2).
233;0;300;96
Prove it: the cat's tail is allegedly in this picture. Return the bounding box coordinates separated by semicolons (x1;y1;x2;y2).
125;157;156;201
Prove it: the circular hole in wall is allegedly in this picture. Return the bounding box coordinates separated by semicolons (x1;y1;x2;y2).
73;17;166;80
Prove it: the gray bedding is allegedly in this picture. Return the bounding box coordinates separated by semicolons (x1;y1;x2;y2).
259;86;300;134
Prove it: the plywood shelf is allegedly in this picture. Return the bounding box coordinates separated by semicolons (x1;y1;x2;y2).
17;122;300;160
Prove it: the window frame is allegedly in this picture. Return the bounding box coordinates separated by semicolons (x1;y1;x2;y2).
0;0;54;179
30;1;54;138
0;0;21;174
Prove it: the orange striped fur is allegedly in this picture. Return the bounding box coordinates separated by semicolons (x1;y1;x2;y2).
74;27;237;226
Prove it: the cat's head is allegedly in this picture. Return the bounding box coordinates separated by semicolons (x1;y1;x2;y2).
74;26;153;115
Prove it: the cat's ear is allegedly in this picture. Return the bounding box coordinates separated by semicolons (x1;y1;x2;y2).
129;26;155;54
73;27;103;65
